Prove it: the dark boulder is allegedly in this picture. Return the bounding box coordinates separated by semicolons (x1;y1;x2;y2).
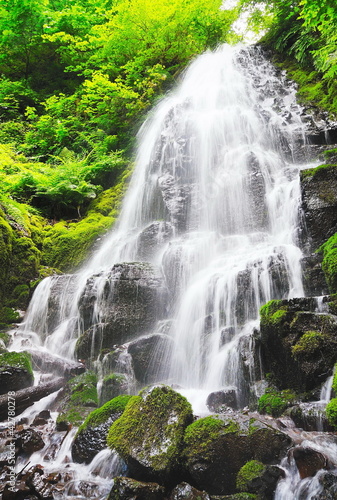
17;428;45;455
301;253;329;296
260;298;337;392
100;373;129;405
236;460;284;499
183;414;291;495
0;351;34;394
313;471;337;500
108;477;166;500
72;395;132;464
76;263;168;361
128;333;174;384
206;389;238;412
291;447;328;479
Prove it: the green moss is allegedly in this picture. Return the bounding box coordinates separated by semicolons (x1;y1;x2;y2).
77;394;133;434
236;460;265;492
326;398;337;428
291;330;326;358
0;332;10;346
257;389;296;417
107;385;193;473
0;351;33;376
301;164;337;180
184;416;239;459
319;233;337;293
260;300;287;326
41;168;130;272
57;371;98;428
0;307;20;325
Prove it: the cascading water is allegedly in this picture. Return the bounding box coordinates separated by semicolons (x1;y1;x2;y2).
9;44;336;497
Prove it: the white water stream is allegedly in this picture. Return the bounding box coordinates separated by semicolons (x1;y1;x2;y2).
8;44;336;497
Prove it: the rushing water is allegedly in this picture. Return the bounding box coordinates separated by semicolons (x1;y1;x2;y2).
9;44;336;497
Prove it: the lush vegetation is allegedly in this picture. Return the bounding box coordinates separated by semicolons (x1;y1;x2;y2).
0;0;238;314
240;0;337;116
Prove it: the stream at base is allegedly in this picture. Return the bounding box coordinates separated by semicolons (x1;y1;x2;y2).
4;44;337;499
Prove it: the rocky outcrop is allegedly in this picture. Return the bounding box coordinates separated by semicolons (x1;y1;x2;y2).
300;165;337;251
259;297;337;392
75;262;168;361
107;385;193;485
184;414;291;495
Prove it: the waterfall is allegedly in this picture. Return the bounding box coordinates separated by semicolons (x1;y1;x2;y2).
16;44;306;408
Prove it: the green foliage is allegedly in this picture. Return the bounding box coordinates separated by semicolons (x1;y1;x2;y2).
326;397;337;428
236;460;265;492
319;233;337;293
0;351;33;376
257;388;296;417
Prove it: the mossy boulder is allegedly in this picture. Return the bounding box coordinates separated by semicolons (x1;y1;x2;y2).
0;351;33;394
169;482;210;499
55;371;98;429
260;298;337;392
257;389;296;417
320;233;337;293
300;164;337;251
183;414;291;495
72;394;132;464
236;460;283;499
107;385;193;484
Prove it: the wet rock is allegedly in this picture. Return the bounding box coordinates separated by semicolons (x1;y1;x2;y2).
2;481;32;500
300;165;337;250
260;298;337;392
32;410;51;426
313;471;337;500
17;428;45;455
158;173;191;232
301;254;329;296
236;460;284;499
206;389;238;412
100;373;129;405
136;221;174;260
288;403;334;432
169;482;210;499
72;394;132;464
0;351;34;395
128;333;174;384
108;477;166;500
107;385;193;484
76;263;168;361
184;413;291;495
292;447;328;479
41;274;78;334
26;466;57;499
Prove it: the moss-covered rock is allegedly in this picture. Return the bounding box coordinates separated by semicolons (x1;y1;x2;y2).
320;233;337;293
55;371;98;429
0;351;34;394
107;385;193;484
183;414;291;496
236;460;283;499
72;394;132;464
260;298;337;392
257;389;296;418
